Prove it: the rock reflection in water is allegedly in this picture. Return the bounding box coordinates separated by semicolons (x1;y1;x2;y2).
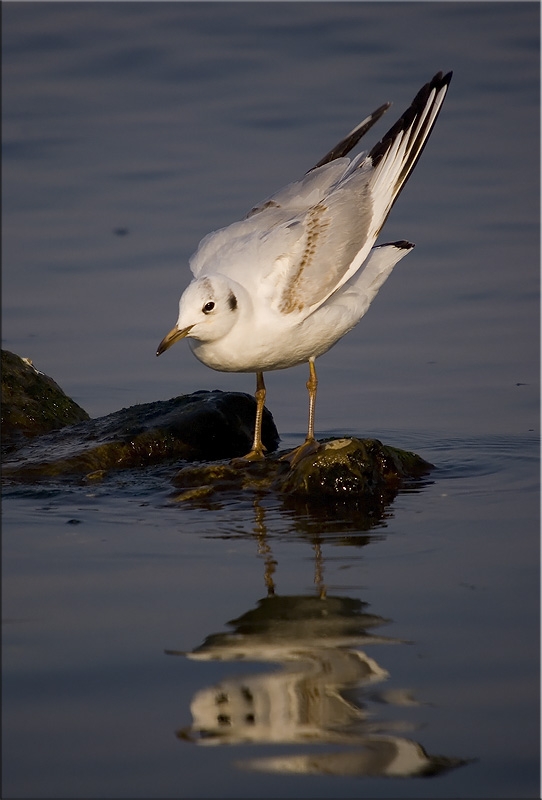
166;517;469;779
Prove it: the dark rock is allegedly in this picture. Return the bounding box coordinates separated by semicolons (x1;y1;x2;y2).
1;349;89;452
1;350;432;505
278;437;432;498
1;390;280;482
171;437;433;508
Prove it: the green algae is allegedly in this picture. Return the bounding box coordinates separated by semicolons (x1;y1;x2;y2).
1;349;432;505
1;349;89;450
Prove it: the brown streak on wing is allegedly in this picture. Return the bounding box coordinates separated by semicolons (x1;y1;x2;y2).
279;204;330;314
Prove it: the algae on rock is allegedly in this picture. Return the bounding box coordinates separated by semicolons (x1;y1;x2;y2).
172;437;433;510
2;389;280;482
1;349;433;508
1;349;89;453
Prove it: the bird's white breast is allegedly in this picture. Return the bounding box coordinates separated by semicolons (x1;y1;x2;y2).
188;287;367;373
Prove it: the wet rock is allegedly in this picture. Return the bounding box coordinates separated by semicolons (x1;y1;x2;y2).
1;349;89;452
171;458;284;502
279;437;432;498
171;437;433;507
1;391;280;482
1;349;432;503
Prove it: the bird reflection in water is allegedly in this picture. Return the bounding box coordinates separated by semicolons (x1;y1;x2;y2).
166;501;470;778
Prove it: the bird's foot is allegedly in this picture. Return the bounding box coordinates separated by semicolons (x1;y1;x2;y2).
280;437;321;467
230;446;267;466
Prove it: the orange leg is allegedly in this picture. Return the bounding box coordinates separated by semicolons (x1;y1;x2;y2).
305;357;318;443
243;371;267;460
281;358;321;466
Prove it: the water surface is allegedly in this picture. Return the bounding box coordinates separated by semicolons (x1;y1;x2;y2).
2;3;539;798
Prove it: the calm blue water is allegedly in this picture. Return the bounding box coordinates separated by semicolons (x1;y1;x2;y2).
2;3;540;798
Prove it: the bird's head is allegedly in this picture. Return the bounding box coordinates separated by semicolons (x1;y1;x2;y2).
156;274;241;356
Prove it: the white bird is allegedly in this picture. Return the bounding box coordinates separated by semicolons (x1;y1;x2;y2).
157;71;452;462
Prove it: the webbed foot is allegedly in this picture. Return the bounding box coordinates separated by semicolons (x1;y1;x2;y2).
280;437;321;467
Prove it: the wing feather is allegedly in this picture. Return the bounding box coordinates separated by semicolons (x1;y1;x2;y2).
274;71;452;315
189;72;452;322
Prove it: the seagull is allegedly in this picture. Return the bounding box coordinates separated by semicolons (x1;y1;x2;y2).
157;71;452;462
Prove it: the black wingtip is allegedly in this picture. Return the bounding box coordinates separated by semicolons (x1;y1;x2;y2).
378;239;415;250
369;71;452;168
310;101;391;171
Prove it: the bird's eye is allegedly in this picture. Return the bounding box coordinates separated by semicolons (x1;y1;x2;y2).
202;301;215;314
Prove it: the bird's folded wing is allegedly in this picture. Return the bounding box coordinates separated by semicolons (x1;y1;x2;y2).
263;175;375;314
269;71;452;316
189;72;451;320
189;98;391;281
189;159;350;280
